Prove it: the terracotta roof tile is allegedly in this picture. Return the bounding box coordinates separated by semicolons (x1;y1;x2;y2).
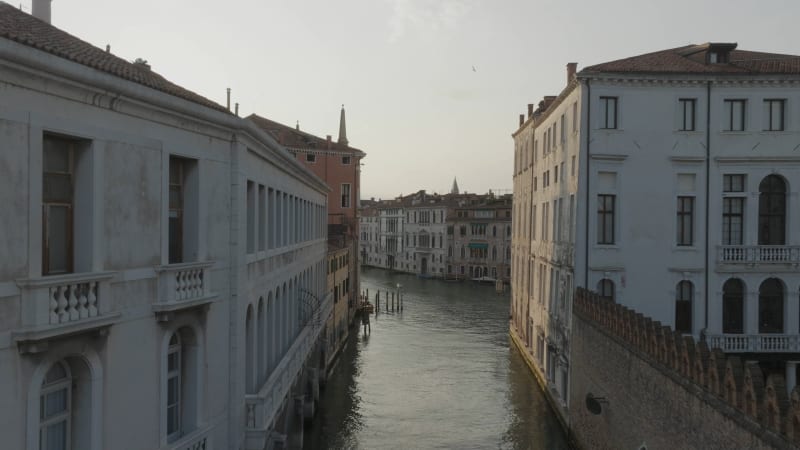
581;43;800;76
0;2;229;112
247;114;364;155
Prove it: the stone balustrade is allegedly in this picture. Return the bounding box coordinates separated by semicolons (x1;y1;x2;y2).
574;288;800;446
14;271;117;351
167;427;211;450
718;245;800;265
153;261;216;319
706;333;800;353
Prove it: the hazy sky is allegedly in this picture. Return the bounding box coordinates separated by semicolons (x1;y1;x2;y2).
30;0;800;199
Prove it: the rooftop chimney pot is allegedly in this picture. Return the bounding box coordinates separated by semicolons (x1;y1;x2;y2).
566;62;578;83
32;0;51;24
519;114;524;126
527;104;534;119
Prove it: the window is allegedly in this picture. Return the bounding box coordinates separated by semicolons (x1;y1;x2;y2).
572;102;577;132
599;96;618;129
758;175;786;245
341;184;351;208
246;181;256;253
759;278;784;333
675;281;692;334
341;156;351;165
460;247;465;258
597;194;615;244
679;98;696;131
168;156;198;263
560;114;566;142
764;99;785;131
165;328;199;442
306;153;316;163
40;361;71;450
43;136;75;275
258;185;266;251
597;279;614;302
722;175;745;246
167;333;182;440
724;99;746;131
722;278;744;334
676;196;694;246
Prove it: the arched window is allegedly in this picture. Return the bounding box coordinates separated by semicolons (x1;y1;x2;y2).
675;281;692;334
245;305;254;393
723;278;745;334
167;333;182;440
492;246;497;261
759;278;784;333
506;247;511;261
759;175;786;245
166;327;199;443
460;246;465;258
597;279;614;302
257;297;265;386
493;226;497;237
40;361;71;450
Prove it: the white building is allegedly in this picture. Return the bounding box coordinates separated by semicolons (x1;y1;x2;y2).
0;4;331;450
400;191;449;277
511;43;800;415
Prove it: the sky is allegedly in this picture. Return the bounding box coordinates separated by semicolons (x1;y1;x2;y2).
25;0;800;199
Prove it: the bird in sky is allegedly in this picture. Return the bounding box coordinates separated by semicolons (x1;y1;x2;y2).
472;66;477;72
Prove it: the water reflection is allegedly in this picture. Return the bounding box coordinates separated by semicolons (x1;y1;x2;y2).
304;268;568;449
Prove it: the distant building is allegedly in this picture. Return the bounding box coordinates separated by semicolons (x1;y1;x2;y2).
0;4;331;450
446;194;513;282
359;190;512;282
510;43;800;422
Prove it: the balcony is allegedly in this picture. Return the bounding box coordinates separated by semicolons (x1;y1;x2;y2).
166;427;212;450
153;261;216;320
706;333;800;353
13;271;118;353
717;245;800;265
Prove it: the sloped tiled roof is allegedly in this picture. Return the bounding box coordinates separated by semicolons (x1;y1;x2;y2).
0;2;229;112
581;43;800;76
247;114;365;155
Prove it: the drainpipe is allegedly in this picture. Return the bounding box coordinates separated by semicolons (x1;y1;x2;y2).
704;81;711;332
583;80;591;288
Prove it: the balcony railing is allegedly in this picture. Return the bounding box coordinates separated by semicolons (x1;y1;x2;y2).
717;245;800;265
14;271;118;352
167;427;211;450
153;261;216;320
706;333;800;353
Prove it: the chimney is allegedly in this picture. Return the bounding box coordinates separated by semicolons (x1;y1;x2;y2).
235;103;239;116
326;135;332;150
226;88;231;111
527;104;534;119
519;114;524;126
32;0;51;23
566;62;577;83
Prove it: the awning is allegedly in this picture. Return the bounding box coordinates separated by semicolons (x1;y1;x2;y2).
468;242;488;249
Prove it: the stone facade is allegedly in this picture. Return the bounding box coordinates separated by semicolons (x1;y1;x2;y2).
0;7;332;450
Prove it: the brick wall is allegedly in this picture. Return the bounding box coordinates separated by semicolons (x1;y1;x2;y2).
569;289;800;450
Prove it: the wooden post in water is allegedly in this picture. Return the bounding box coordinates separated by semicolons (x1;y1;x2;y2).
391;292;395;312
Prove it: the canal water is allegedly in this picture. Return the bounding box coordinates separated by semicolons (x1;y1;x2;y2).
303;267;569;449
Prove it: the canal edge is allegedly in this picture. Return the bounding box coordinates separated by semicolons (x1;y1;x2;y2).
508;326;582;450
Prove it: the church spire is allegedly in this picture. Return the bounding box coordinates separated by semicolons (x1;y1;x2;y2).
337;104;348;146
451;177;460;195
